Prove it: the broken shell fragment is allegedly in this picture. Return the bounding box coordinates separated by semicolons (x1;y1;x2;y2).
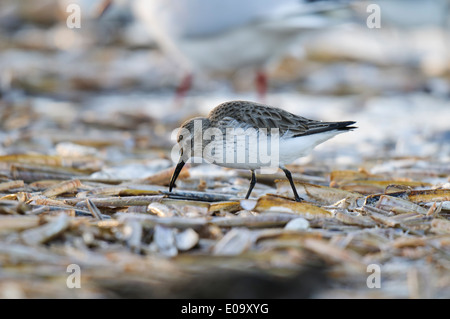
153;225;178;257
175;228;199;251
255;195;332;219
20;214;71;245
284;217;310;231
212;228;253;256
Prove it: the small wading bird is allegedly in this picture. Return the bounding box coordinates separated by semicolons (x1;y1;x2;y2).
169;101;356;201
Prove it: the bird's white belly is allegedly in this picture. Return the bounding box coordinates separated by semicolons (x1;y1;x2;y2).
202;131;274;169
277;130;343;165
200;130;342;169
202;130;343;169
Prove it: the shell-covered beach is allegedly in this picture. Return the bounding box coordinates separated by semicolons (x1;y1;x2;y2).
0;0;449;298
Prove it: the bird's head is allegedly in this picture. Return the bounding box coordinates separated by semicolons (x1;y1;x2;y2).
169;117;210;192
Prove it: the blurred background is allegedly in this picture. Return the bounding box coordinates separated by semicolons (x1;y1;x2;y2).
0;0;449;170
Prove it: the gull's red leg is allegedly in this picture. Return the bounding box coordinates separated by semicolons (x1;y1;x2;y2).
175;73;193;104
255;70;267;102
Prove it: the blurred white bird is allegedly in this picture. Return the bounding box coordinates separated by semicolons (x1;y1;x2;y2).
132;0;352;100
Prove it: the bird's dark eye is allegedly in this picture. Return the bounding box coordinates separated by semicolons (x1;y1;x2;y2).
178;135;183;143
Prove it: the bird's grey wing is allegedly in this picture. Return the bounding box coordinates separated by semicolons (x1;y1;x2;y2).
214;105;310;137
228;105;355;138
209;101;355;137
255;105;312;136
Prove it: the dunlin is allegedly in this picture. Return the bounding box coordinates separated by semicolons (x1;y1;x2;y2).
133;0;350;99
169;100;356;201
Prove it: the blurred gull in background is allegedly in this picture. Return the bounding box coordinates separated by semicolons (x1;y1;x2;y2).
132;0;353;100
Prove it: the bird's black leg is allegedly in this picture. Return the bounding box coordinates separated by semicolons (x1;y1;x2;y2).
281;167;303;202
245;170;256;199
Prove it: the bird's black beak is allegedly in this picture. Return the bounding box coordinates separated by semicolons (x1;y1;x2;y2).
169;159;185;192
